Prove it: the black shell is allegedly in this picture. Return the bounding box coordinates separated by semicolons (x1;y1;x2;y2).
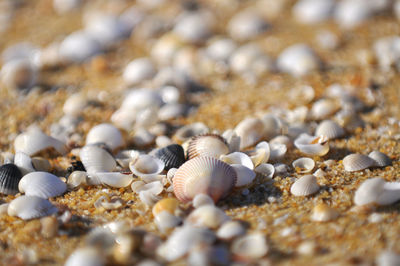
0;163;23;195
155;144;186;170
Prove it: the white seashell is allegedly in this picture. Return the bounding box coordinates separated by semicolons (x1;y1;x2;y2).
129;154;164;179
311;203;339;222
334;0;372;29
290;175;320;196
315;120;345;139
229;44;273;76
220;152;254;170
354;178;400;206
174;122;209;143
155;135;173;148
246;141;270;167
139;190;161;206
313;168;326;178
132;128;155;147
79;145;116;175
187;134;229;160
135;106;159;129
206;38;237;62
231;164;256;187
269;142;287;161
343;154;375;172
311;99;339;120
254;163;275;179
192;193;215;208
154;211;181;234
123;58;156;86
221;129;241;153
86;123;124;151
234;117;265;149
0;58;38;89
65;247;105;266
94;172;133;188
63;93;87;117
59;31;101;63
53;0;82;14
277;44;319;77
94;195;124;210
186;205;230;229
227;10;269;41
270;135;292;149
289;85;315;105
173;11;213;44
294;134;329;156
293;0;334;24
19;171;66;198
14;152;35;175
373;36;400;71
158;103;187;121
335;109;365;132
217;221;246;240
292;157;315;173
368;151;392;167
231;233;268;260
8;195;58;220
376;250;400;266
260;114;281;140
67;171;88;189
121;88;163;111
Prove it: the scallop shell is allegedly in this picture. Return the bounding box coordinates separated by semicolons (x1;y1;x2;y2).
13;152;35;175
129;154;165;179
368;151;392;167
292;157;315;173
65;247;105;266
173;157;236;203
290;175;320;196
186;205;230;229
154;144;186;170
343;154;375;172
219;152;254;170
0;163;23;195
19;171;67;198
187;134;229;160
79;145;116;175
94;172;133;188
231;233;269;260
294;134;329;156
8;195;58;220
86;123;124;151
234;117;265;149
173;122;209;143
315;120;345;139
311;203;339;222
123;58;156;86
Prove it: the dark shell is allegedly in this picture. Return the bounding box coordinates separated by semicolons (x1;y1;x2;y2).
0;163;23;195
155;144;186;170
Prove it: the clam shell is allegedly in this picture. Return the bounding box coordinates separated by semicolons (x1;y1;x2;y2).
220;152;254;170
19;171;67;198
187;134;229;160
94;172;133;188
231;233;269;260
65;247;105;266
315;120;345;139
294;134;329;156
343;154;375;172
234;117;265;149
86;123;124;151
154;144;186;170
0;163;23;195
79;145;116;175
129;154;165;179
186;205;230;229
8;195;58;220
355;179;400;206
292;157;315;173
254;163;275;179
174;122;209;143
290;175;320;196
173;157;236;203
368;151;392;167
231;164;256;187
123;58;156;86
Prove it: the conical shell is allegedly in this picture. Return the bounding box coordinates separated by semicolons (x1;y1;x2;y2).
155;144;186;170
343;154;375;172
8;195;58;220
187;134;229;160
86;123;124;151
290;175;320;196
19;171;67;198
173;157;236;203
0;163;23;195
368;151;392;167
315;120;345;139
80;145;116;175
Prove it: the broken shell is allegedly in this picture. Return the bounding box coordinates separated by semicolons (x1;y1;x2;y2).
234;117;265;149
217;221;246;240
343;154;375;172
292;157;315;173
8;195;58;220
94;172;133;188
79;145;116;175
221;129;241;153
368;151;392;167
67;171;88;189
187;134;229;160
173;122;209;143
65;247;105;266
290;175;320;196
94;195;124;210
231;164;256;187
311;203;339;222
0;163;23;195
315;120;345;139
123;58;156;86
173;157;236;203
31;157;51;172
354;178;400;206
231;233;268;260
192;193;215;208
154;144;186;170
186;205;230;229
19;171;67;198
129;154;165;179
246;141;270;167
254;163;275;179
152;198;181;217
220;152;254;170
86;123;124;151
294;134;329;156
277;44;320;77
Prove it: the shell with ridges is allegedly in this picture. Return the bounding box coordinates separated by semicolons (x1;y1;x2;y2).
368;151;392;167
315;120;345;139
8;195;58;220
86;123;124;151
292;157;315;173
0;163;23;195
354;178;400;206
79;145;116;175
154;144;186;170
290;175;320;196
234;117;265;149
19;171;67;198
343;154;375;172
187;134;229;160
219;152;254;170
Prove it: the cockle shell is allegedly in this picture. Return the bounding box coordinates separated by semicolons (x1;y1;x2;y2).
220;152;254;170
231;233;269;260
354;178;400;206
8;195;58;220
315;120;345;139
79;145;116;175
292;157;315;173
173;157;236;203
187;134;229;160
277;44;320;77
0;163;23;195
154;144;186;170
19;171;67;198
86;123;124;151
93;172;133;188
186;205;230;229
123;58;156;86
368;151;392;167
234;117;265;149
290;175;320;196
294;134;329;156
343;154;375;172
65;247;105;266
129;154;165;179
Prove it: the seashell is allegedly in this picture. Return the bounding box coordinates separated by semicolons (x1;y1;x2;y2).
155;135;173;148
173;157;236;203
67;171;88;189
132;128;155;148
231;233;269;260
14;152;35;175
290;175;320;196
123;58;157;86
294;134;329;156
152;198;181;217
139;190;162;207
174;122;209;143
31;157;51;172
158;103;187;121
121;88;163;111
186;205;230;229
53;0;82;14
227;10;269;41
154;210;182;234
234;117;265;149
166;168;178;184
188;244;230;266
315;120;345;139
94;172;133;188
217;221;246;240
192;193;215;208
187;134;229;160
115;149;140;169
276;44;320;77
220;152;254;170
0;58;37;89
206;38;237;62
334;0;372;29
8;195;58;220
354;178;400;206
342;154;375;172
154;144;186;170
292;157;315;173
19;171;67;198
246;141;270;167
221;129;241;153
260;114;281;140
311;203;339;222
289;85;315;105
65;247;105;266
376;250;400;266
314;168;326;178
129;154;165;179
269;142;287;161
59;31;101;63
270;135;292;149
94;195;124;210
0;163;23;195
254;163;275;179
373;36;400;72
135;106;159;129
293;0;334;24
151;33;184;66
231;164;256;187
160;85;181;104
79;145;116;175
173;11;213;44
311;99;339;120
368;151;392;167
86;123;124;151
274;163;291;177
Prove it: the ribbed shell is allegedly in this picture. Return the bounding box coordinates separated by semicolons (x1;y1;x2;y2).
315;120;345;139
8;195;58;220
187;134;229;160
368;151;392;167
0;164;23;195
290;175;320;196
173;157;236;203
19;171;67;198
79;145;116;174
343;154;375;172
155;144;186;170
